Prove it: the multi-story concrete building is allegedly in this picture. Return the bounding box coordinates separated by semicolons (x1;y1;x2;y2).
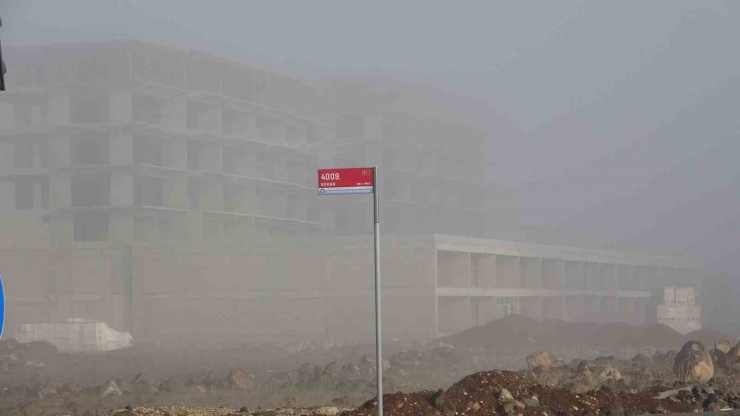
317;81;497;238
0;41;703;344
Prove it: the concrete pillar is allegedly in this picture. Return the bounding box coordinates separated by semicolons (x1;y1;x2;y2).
163;176;188;209
109;90;133;125
162;138;188;170
110;133;134;165
110;174;134;206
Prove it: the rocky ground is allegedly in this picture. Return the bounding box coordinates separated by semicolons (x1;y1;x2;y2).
1;316;739;416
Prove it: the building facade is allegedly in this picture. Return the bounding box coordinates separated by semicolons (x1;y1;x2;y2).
0;41;702;343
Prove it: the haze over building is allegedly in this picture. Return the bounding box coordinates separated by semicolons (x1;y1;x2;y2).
0;41;703;344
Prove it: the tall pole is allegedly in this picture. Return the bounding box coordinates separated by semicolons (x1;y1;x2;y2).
372;166;382;416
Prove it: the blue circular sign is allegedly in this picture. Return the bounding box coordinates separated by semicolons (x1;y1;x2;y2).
0;274;4;339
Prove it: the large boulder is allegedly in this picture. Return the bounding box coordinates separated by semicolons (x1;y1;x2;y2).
727;342;740;369
716;339;732;354
631;353;651;368
227;369;255;391
133;378;159;394
673;341;714;383
709;349;728;370
526;351;565;370
592;367;622;386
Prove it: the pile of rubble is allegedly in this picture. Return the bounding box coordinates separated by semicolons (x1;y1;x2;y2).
526;338;740;394
440;315;730;351
344;370;696;416
2;328;740;416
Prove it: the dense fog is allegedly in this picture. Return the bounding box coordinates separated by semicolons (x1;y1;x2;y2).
0;0;738;343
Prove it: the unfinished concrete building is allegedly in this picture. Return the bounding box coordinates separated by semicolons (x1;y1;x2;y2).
319;81;499;238
0;41;703;343
0;41;330;338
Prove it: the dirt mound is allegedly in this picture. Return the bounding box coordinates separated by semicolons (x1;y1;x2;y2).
439;315;541;349
343;370;697;416
441;315;725;351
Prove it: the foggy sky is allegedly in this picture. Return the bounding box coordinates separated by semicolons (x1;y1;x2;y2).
1;0;738;281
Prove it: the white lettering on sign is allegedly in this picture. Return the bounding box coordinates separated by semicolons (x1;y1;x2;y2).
321;172;341;181
320;182;337;187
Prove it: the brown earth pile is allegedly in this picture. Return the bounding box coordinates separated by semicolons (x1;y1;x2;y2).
344;370;697;416
441;315;730;351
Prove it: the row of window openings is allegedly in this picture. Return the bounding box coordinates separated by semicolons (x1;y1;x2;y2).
68;175;315;215
66;137;312;182
73;211;315;242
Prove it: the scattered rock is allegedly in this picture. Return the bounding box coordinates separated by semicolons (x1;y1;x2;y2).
500;400;516;414
523;397;540;407
160;376;186;394
100;380;122;397
716;339;731;354
116;378;134;394
673;341;714;383
38;382;60;397
227;369;255;391
499;388;514;401
727;341;740;368
323;361;341;378
593;367;622;385
631;354;651;368
527;351;565;370
133;378;159;395
606;404;625;416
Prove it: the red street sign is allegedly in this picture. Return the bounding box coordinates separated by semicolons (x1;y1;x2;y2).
318;167;374;195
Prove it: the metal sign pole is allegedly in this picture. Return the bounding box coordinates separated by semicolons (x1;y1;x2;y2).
317;166;381;415
372;166;382;416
